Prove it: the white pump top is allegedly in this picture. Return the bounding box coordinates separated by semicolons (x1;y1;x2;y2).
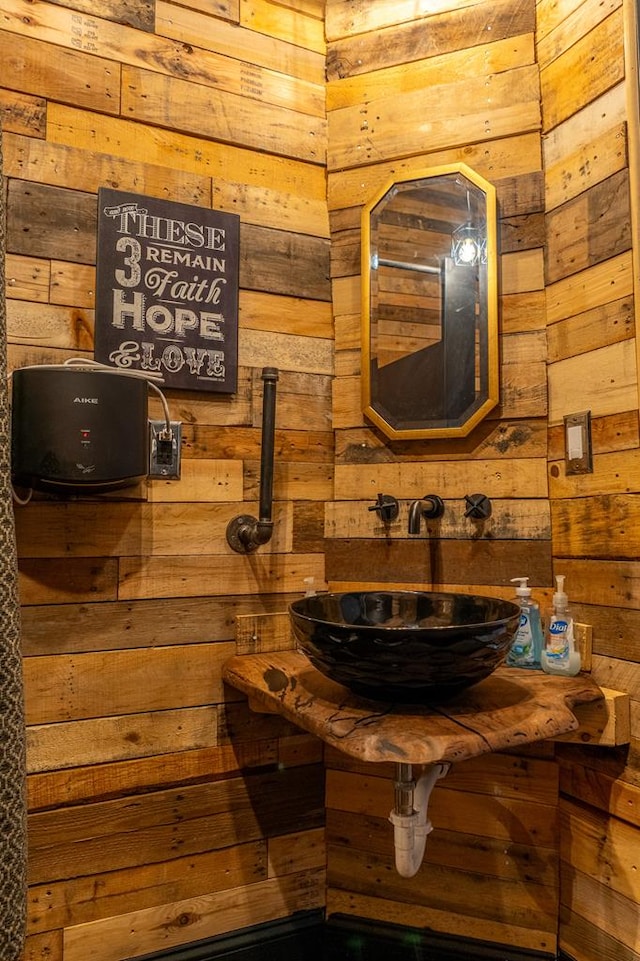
510;576;531;599
553;574;568;611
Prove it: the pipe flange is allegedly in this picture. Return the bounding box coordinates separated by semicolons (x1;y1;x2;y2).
226;514;260;554
422;494;445;519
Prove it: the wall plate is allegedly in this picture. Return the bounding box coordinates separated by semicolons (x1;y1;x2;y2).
148;420;182;479
564;411;593;475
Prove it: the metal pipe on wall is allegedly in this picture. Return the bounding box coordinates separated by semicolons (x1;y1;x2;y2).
226;367;279;553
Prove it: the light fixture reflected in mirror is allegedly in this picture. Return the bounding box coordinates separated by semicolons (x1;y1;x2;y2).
451;222;486;266
451;188;486;266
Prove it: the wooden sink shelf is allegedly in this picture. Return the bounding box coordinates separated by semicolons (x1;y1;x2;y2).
223;651;629;764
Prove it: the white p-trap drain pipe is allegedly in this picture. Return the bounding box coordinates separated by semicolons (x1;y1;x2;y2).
389;761;451;878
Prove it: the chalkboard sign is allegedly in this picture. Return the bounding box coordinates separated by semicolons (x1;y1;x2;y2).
94;188;240;393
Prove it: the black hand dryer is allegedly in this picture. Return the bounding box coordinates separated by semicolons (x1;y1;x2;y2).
11;366;149;494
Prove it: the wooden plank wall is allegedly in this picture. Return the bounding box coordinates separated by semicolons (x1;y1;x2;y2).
325;747;561;955
324;1;640;959
325;0;552;595
5;1;640;960
1;1;330;959
538;0;640;958
324;1;559;952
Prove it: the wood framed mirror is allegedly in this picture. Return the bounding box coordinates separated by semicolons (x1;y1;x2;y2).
361;163;499;440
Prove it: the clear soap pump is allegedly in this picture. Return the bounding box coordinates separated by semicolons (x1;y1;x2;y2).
506;576;543;669
541;575;581;676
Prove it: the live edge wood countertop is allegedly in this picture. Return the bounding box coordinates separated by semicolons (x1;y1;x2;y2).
223;651;611;765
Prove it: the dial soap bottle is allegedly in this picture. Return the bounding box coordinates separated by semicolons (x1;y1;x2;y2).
506;577;543;669
541;575;581;676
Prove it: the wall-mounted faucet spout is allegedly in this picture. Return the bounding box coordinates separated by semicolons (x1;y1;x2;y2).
226;367;279;553
408;494;445;534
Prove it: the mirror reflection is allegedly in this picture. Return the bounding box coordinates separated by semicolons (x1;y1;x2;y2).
362;163;498;440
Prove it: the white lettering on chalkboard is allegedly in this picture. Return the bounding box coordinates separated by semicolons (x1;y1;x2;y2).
104;203;226;250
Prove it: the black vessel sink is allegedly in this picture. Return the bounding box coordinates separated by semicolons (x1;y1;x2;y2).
289;590;521;702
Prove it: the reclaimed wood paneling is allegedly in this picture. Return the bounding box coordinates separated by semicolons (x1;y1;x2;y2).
327;133;544;212
544;121;627;213
333;459;549;500
20;593;304;656
327;36;536;112
545;170;631;284
558;756;640;825
24;643;235;723
215;180;330;236
27;707;219;773
326;0;476;41
2;0;315;112
325;753;559;952
328;66;541;171
325;51;552;948
6;1;640;959
545;249;633;324
7;181;97;264
240;0;326;53
156;1;322;82
64;870;325;961
0;89;46;137
537;0;621;67
6;300;94;351
28;739;278;809
118;552;326;600
46;0;157;30
3;131;211;206
322;1;640;958
240;225;330;300
239;289;332;338
324;498;551;540
28;766;324;884
326;888;556;954
539;7;625;132
551;494;640;557
46;102;327;197
28;842;268;934
0;29;120;112
326;0;534;79
5;255;51;303
4;3;329;958
23;930;63;961
334;420;548;464
121;65;326;164
324;538;552;588
558;801;640;958
547;339;638;425
547;296;634;363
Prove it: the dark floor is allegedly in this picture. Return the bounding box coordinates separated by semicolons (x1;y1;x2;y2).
132;911;563;961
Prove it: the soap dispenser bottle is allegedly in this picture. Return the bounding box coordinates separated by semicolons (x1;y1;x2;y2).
506;577;543;669
541;575;581;676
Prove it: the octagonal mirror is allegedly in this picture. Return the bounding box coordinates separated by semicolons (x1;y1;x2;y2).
361;163;499;440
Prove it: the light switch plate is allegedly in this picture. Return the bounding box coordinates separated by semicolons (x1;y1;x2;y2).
564;411;593;475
